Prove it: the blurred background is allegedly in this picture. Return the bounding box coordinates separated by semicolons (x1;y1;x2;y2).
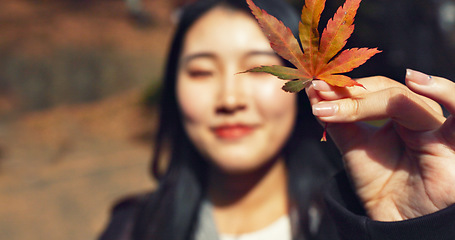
0;0;453;239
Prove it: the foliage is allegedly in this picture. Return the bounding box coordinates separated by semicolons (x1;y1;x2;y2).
245;0;381;92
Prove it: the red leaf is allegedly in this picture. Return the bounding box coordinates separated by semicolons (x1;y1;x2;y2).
299;0;325;73
245;0;382;141
246;0;311;76
318;48;382;76
316;0;360;73
245;0;380;90
317;74;363;88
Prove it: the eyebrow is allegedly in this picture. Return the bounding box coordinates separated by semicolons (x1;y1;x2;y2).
179;50;278;67
180;52;216;67
244;50;277;58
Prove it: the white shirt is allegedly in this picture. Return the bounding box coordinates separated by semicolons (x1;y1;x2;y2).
219;215;292;240
195;199;293;240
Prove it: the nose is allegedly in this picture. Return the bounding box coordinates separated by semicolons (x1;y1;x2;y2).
215;68;247;114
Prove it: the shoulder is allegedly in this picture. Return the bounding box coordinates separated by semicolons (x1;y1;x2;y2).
97;192;154;240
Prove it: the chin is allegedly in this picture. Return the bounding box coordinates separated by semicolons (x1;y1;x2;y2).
210;155;273;175
217;164;260;175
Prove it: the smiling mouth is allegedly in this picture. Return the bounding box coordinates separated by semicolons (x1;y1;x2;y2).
213;124;255;140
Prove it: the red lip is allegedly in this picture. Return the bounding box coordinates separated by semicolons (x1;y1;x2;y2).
213;124;255;139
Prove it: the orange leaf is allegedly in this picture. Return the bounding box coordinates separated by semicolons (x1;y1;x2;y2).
316;0;360;73
318;48;382;76
317;74;363;88
245;0;380;90
246;0;310;76
245;0;381;141
299;0;325;73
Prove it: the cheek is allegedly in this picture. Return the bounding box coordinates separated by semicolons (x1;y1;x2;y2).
177;78;215;123
251;78;296;118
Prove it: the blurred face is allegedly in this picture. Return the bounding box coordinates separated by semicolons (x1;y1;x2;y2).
177;7;296;173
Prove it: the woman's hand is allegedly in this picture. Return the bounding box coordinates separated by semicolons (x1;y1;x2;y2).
306;69;455;221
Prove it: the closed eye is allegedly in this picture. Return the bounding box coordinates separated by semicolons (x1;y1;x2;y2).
188;69;213;79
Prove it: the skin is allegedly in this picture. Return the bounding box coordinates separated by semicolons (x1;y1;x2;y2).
177;7;294;233
307;70;455;221
176;0;455;231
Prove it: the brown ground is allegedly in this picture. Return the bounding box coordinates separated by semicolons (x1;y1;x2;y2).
0;90;158;240
0;0;174;239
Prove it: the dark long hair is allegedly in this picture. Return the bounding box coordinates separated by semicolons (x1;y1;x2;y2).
133;0;342;239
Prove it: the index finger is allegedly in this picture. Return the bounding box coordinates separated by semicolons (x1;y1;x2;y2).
313;76;442;115
312;86;445;131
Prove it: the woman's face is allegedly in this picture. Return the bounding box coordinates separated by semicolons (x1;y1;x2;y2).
177;7;297;173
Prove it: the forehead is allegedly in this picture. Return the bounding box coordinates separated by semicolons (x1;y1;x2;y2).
181;7;272;55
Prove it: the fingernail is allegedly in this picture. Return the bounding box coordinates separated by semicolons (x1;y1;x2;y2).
313;102;338;117
406;69;433;85
312;80;332;91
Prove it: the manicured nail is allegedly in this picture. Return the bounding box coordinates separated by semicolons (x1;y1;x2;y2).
312;80;332;91
312;102;338;117
406;69;433;85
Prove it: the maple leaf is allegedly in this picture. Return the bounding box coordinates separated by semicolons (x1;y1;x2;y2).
245;0;381;92
245;0;381;141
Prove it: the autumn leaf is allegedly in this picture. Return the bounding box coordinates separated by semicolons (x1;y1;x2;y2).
245;0;381;90
245;0;381;141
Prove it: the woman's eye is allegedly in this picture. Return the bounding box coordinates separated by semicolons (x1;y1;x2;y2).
188;70;213;78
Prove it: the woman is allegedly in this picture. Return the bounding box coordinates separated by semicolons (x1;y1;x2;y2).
99;0;455;239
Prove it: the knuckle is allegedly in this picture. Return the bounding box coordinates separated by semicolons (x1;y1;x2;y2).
375;76;391;86
388;86;410;99
341;98;361;121
386;87;413;116
358;76;405;92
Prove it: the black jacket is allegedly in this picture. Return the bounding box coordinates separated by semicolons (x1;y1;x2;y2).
99;171;455;240
325;171;455;240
